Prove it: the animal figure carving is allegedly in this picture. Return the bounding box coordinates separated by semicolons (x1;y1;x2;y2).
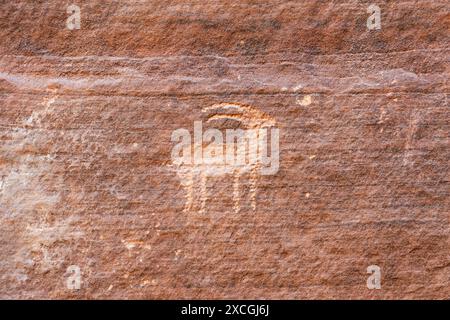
171;103;278;214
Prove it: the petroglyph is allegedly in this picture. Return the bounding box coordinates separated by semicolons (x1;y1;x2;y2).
171;103;279;214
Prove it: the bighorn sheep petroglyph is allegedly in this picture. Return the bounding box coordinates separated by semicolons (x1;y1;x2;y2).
171;103;279;214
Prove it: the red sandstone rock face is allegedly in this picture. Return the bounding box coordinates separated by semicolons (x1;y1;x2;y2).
0;1;449;299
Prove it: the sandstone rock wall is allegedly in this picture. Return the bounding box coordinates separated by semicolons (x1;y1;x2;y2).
0;0;448;299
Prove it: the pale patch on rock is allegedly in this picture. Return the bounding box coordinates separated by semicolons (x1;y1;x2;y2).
121;239;145;250
296;95;312;106
0;90;83;285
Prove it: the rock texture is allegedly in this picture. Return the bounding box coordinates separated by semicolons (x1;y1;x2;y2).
0;0;449;299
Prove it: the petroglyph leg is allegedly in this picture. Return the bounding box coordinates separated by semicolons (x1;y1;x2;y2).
200;172;207;214
250;166;258;211
183;171;194;213
233;172;240;214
